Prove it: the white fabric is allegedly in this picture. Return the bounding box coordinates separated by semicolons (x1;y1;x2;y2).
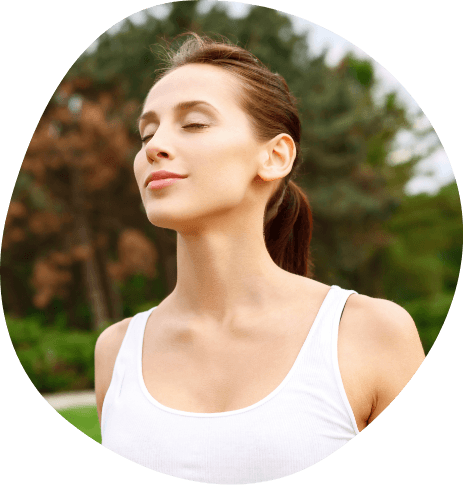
102;285;359;483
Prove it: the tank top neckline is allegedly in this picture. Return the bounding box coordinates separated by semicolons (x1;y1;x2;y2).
135;284;340;418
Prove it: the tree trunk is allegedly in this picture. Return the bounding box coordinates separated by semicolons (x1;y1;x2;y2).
0;265;26;318
71;164;111;331
98;246;123;323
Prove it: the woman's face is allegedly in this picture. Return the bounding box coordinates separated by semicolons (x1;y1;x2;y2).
133;63;270;232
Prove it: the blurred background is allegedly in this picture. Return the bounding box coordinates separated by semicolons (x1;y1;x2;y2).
1;0;462;442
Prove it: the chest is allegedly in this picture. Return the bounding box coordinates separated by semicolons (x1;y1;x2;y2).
141;314;314;414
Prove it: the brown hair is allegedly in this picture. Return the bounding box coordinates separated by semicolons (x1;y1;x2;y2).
152;33;314;278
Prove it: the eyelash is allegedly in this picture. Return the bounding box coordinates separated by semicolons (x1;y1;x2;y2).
141;124;208;143
183;123;208;129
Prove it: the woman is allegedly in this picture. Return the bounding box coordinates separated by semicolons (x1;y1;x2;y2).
95;33;425;483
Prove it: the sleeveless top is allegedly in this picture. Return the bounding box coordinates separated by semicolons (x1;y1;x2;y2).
101;285;360;483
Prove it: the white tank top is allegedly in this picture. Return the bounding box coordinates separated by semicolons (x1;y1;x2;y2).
101;285;359;483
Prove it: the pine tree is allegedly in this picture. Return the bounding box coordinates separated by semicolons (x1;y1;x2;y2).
2;0;437;327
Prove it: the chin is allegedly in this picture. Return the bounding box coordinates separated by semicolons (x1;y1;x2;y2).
144;198;243;234
146;211;180;230
145;207;198;233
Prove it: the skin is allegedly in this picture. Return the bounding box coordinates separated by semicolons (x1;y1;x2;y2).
95;63;425;433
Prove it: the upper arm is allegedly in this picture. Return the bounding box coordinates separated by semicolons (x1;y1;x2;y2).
94;318;132;427
338;294;425;429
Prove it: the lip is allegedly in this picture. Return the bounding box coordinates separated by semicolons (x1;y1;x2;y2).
147;178;184;190
145;170;187;187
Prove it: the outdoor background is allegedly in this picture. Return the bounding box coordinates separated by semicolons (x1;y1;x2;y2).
1;0;462;443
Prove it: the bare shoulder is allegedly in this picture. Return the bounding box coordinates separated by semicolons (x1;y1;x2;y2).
94;317;133;426
342;293;425;355
338;293;425;428
95;317;132;358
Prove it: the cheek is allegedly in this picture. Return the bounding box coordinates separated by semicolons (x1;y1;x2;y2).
133;151;146;186
191;163;254;214
190;146;249;199
194;134;255;178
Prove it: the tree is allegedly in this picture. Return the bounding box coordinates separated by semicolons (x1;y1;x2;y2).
1;0;442;329
2;79;158;330
381;182;462;352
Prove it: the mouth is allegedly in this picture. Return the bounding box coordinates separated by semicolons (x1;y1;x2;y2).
147;178;185;190
145;170;187;187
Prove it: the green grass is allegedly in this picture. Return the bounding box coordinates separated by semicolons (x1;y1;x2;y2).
58;405;102;443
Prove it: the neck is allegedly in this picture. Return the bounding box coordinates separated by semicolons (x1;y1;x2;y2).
168;216;292;326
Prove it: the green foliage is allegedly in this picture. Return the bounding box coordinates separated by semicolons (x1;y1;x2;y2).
381;182;462;354
383;182;462;302
402;292;455;354
4;0;460;391
120;273;163;316
67;0;427;299
346;55;374;87
6;315;103;393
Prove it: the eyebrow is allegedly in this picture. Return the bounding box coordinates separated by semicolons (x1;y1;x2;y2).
136;100;219;127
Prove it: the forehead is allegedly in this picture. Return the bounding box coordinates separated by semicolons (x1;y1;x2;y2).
144;63;243;113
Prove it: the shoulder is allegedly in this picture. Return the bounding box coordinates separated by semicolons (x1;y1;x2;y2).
339;293;425;426
342;293;423;349
95;317;132;360
94;317;133;425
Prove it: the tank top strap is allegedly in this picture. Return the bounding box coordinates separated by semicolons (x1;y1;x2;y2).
117;309;152;369
292;285;359;434
306;285;357;349
328;285;359;432
329;285;358;337
101;308;154;437
297;286;349;350
326;286;358;369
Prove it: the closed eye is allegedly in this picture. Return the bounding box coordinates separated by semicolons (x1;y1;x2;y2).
141;124;208;143
182;123;208;129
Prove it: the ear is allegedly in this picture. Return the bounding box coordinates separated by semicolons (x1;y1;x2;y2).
256;134;296;183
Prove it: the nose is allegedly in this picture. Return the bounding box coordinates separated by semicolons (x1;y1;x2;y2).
151;149;169;159
145;128;173;162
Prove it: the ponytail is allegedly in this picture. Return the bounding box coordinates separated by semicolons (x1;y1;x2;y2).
264;180;314;278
